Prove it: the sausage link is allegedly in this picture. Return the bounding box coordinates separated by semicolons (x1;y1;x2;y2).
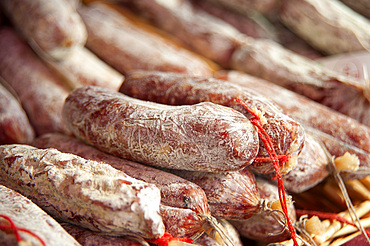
191;0;278;41
0;0;87;59
121;0;242;68
62;223;144;246
0;144;165;239
32;133;210;215
230;38;370;125
44;47;124;92
215;70;370;179
167;168;260;220
279;134;329;193
123;0;369;125
0;185;81;246
279;0;370;55
120;70;305;174
62;86;259;173
0;82;35;144
77;2;215;77
229;178;296;243
159;205;204;239
0;27;71;136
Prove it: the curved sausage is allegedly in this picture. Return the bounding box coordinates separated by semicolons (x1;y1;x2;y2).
62;86;259;173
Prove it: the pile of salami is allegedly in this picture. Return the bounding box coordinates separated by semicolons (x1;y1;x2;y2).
0;0;369;245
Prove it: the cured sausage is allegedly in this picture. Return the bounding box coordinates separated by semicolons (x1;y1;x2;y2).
77;2;215;77
215;70;370;179
0;185;81;246
280;134;329;193
62;223;145;246
62;85;259;173
192;0;323;60
0;144;165;239
44;47;124;91
121;0;369;125
229;178;296;243
230;38;370;126
191;0;278;41
0;0;87;59
166;168;260;220
159;205;204;239
0;82;35;144
279;0;370;55
121;0;242;68
120;70;305;174
32;133;242;243
0;27;71;136
32;133;210;215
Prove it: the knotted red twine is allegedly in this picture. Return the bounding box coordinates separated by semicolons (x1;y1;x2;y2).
147;232;193;246
236;98;299;246
0;214;46;246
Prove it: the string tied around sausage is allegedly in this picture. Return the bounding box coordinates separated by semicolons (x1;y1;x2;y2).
0;214;46;246
236;98;299;246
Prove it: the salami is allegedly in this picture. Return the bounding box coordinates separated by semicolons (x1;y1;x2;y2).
0;144;165;239
62;86;259;173
229;38;370;125
62;223;145;246
280;134;329;193
44;47;124;91
120;0;242;68
192;0;323;60
32;133;210;215
121;0;369;125
215;70;370;179
279;0;370;55
191;0;278;41
0;27;71;136
230;178;296;243
120;70;305;174
0;82;35;144
159;205;204;239
0;0;87;59
0;185;81;246
167;168;260;220
77;2;215;77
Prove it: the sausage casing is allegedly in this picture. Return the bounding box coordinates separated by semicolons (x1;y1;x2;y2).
120;70;305;174
62;86;259;173
0;144;165;239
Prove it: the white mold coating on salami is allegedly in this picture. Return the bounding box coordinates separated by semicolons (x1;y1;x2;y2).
63;86;259;173
0;144;164;239
0;185;81;246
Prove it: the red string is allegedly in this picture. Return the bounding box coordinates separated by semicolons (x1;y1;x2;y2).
236;98;299;246
147;232;193;246
296;209;370;239
0;214;46;246
255;155;292;164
